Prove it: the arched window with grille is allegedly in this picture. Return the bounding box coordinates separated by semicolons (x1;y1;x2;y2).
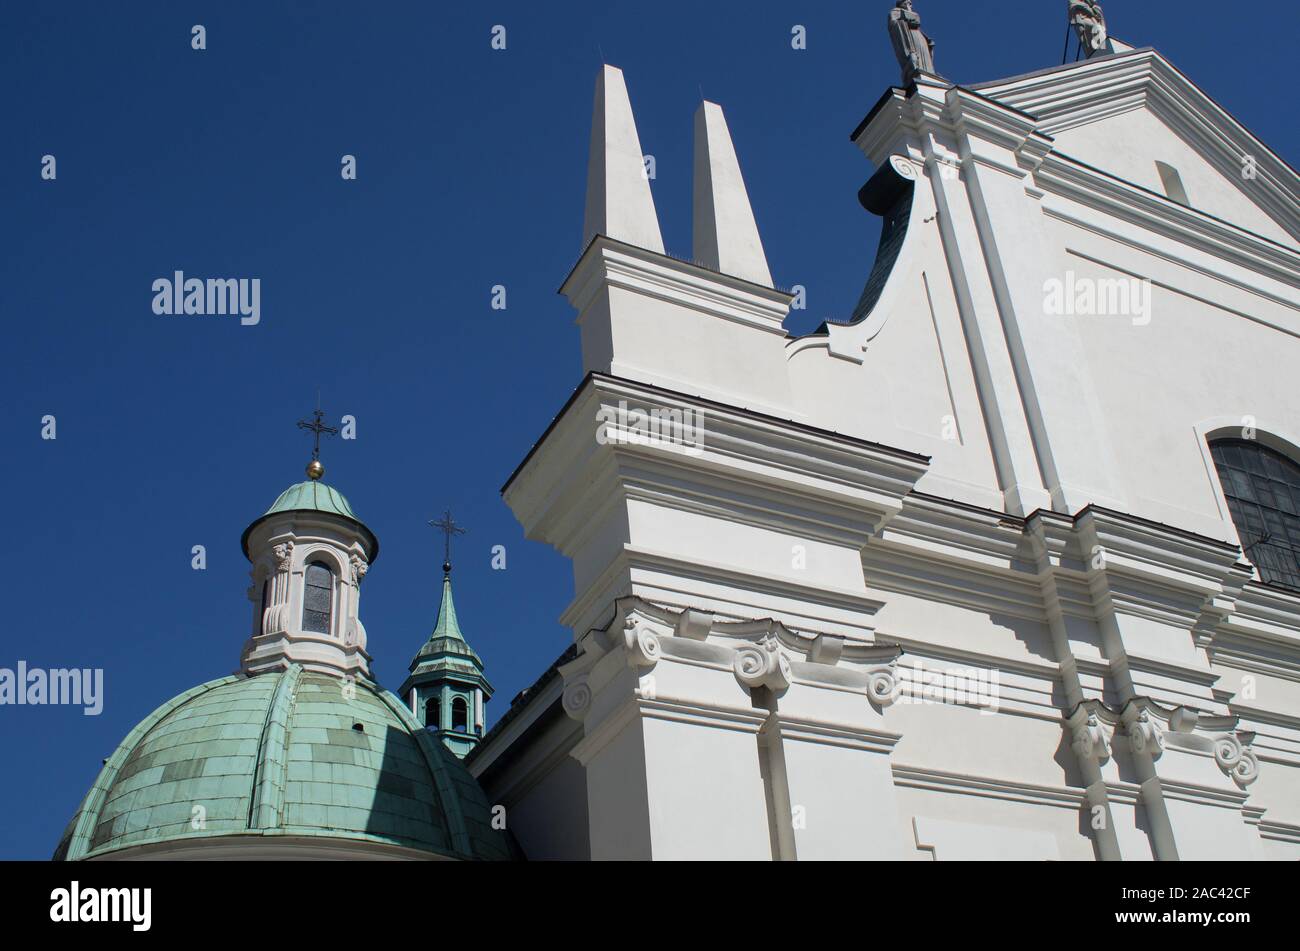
1210;438;1300;591
452;697;469;733
302;561;334;634
424;695;441;731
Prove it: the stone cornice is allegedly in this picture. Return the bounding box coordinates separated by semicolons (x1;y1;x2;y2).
886;635;1062;684
467;674;569;785
891;764;1086;810
774;714;901;755
504;373;929;558
1157;778;1251;810
870;495;1300;702
1211;582;1300;680
558;542;888;637
883;491;1028;567
1255;817;1300;845
942;88;1046;176
560;235;793;335
1114;650;1220;690
973;48;1299;241
851;51;1298;289
850;81;942;166
1073;506;1243;624
864;541;1044;622
1036;156;1300;289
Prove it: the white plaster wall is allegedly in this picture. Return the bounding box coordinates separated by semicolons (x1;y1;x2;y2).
583;717;653;860
899;789;1095;861
786;209;1004;511
640;714;772;860
1050;108;1295;245
1059;246;1300;539
888;702;1077;790
499;755;591;861
864;581;1058;666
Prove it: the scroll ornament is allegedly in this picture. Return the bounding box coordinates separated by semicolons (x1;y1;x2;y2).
1072;712;1111;760
623;618;662;669
563;675;593;720
733;635;792;691
866;666;899;707
1128;709;1164;756
1212;733;1260;788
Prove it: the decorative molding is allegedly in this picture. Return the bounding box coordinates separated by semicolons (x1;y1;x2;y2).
1108;697;1262;788
1069;708;1111;761
561;674;592;721
732;634;792;691
1125;707;1165;757
1067;696;1264;790
866;665;900;708
1209;732;1260;788
1256;817;1300;845
557;595;905;743
675;608;713;640
561;236;793;336
576;595;903;675
891;764;1087;811
621;618;662;669
971;49;1299;243
775;715;901;755
504;373;930;559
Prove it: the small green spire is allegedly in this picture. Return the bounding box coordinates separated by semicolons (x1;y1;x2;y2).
399;512;493;759
432;572;465;642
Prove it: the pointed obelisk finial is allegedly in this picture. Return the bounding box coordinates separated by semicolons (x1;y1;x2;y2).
692;101;773;287
582;65;664;253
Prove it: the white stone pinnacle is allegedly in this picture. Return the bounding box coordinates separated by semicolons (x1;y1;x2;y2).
692;100;773;287
582;65;664;253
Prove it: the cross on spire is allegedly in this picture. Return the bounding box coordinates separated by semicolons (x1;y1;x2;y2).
429;509;466;575
296;393;339;481
297;399;338;460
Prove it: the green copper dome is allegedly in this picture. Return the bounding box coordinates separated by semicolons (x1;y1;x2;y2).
241;479;379;561
54;667;510;860
266;480;360;519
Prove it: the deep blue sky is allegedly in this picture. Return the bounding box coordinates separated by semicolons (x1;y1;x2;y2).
1;2;1295;859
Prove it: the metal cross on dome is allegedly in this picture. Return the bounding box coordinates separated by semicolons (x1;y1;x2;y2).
297;395;339;461
429;509;467;573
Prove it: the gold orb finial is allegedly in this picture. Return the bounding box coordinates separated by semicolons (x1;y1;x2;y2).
306;459;325;480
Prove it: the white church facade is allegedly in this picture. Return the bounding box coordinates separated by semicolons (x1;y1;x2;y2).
57;3;1300;862
468;12;1300;860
